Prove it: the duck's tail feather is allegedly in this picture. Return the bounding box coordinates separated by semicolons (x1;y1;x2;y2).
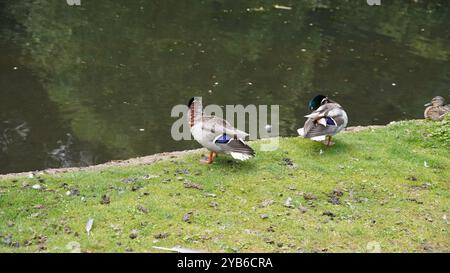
310;135;327;141
218;139;255;161
230;152;253;161
298;127;326;141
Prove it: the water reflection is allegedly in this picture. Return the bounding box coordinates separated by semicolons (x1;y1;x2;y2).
0;120;30;153
0;0;449;173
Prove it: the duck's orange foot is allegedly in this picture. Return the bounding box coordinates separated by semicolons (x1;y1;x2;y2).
200;157;212;164
323;136;335;146
323;140;335;146
199;152;216;164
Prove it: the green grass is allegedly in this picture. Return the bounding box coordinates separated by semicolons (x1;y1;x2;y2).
0;120;449;253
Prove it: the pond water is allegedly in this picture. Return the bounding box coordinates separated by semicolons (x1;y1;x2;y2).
1;0;449;174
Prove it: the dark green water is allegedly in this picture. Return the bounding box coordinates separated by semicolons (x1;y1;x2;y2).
1;0;449;173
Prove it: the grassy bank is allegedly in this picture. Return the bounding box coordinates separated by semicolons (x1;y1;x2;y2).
0;120;449;253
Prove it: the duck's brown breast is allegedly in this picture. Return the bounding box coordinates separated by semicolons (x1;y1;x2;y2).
425;105;450;121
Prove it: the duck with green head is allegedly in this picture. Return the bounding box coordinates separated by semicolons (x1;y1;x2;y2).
297;95;348;146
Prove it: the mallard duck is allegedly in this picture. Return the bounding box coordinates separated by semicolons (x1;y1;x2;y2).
424;96;450;121
297;95;348;146
188;97;255;164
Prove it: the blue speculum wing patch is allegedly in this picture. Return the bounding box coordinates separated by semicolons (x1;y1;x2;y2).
326;117;337;126
214;134;231;144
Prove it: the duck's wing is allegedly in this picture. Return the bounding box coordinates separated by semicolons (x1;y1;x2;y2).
201;116;249;139
441;105;450;114
436;105;450;120
302;116;347;139
211;134;255;160
199;116;254;160
426;105;450;121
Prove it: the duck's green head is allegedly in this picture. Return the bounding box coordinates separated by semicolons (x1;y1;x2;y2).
308;95;329;110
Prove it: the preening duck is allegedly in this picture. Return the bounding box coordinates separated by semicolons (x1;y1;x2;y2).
297;95;348;146
424;96;450;121
188;97;255;164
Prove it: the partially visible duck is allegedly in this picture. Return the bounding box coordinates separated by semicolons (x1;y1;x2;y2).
297;95;348;146
188;97;255;164
424;96;450;121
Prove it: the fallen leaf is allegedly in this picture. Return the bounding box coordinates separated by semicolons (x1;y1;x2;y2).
183;181;203;190
66;241;81;253
322;211;336;218
110;224;121;232
100;194;111;205
66;188;80;196
175;169;190;175
137;205;149;214
129;229;139;239
284;197;294;208
85;218;94;236
281;158;297;168
407;176;418;181
405;198;423;204
259;199;274;208
422;243;434;251
143;174;159;180
303;193;317;201
183;212;193;223
154;233;169;239
298;206;308;214
131;185;142;191
328;196;340;205
122;177;138;183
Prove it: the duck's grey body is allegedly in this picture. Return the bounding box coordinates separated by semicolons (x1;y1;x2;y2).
297;97;348;143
